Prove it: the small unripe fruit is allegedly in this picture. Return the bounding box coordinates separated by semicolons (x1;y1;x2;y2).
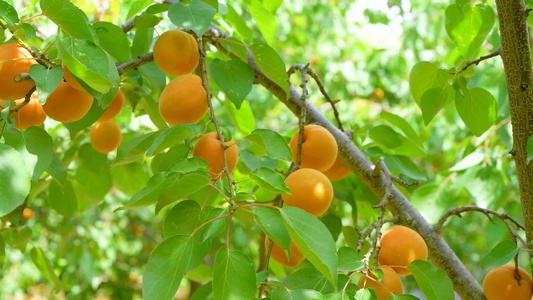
21;208;34;220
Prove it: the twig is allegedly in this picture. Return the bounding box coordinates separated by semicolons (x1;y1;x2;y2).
307;68;344;131
287;64;309;173
448;47;501;75
356;216;399;252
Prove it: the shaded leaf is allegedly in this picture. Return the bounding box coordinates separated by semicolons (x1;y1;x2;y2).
212;248;256;300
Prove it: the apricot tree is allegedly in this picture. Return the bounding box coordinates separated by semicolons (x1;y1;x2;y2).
1;0;532;300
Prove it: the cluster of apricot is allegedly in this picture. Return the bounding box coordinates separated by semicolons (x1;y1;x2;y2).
357;225;428;299
0;42;124;154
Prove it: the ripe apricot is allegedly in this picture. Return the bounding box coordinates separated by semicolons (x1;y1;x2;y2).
21;208;35;220
322;155;351;181
159;74;208;126
192;132;238;179
357;267;404;300
90;119;122;153
62;64;84;91
99;87;124;121
377;225;428;275
483;264;533;300
372;87;385;100
282;168;333;216
289;124;338;172
0;43;37;100
42;81;94;123
0;93;46;130
153;29;199;76
265;238;304;267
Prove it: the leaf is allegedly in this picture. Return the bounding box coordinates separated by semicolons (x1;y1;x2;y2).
337;247;363;272
40;0;96;41
30;247;61;291
382;155;427;181
29;65;63;104
445;4;495;59
245;129;292;160
354;289;376;300
110;163;151;197
168;0;216;36
250;167;290;194
253;206;291;255
225;5;253;42
212;248;257;300
321;214;343;242
225;99;256;135
409;62;451;106
210;59;254;109
163;200;202;239
250;43;289;99
448;151;484;172
142;235;193;300
281;207;338;288
481;240;518;270
63;100;105;139
0;1;19;28
190;281;213;300
114;130;164;166
528;135;533;164
455;87;498;136
46;152;67;185
283;268;331;292
271;289;328;300
166;157;208;175
246;0;278;46
408;260;455;300
379;111;423;147
200;207;229;242
115;173;174;211
368;125;402;148
0;144;31;217
0;235;5;272
93;21;131;63
146;124;201;157
156;171;212;213
420;87;449;125
47;179;78;218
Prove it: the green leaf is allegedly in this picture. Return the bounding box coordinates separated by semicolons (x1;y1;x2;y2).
200;207;229;242
225;5;253;42
163;200;202;239
481;240;518;270
448;151;484;172
281;207;338;288
445;4;495;59
253;206;291;255
246;0;278;46
409;62;451;106
283;268;331;292
30;247;61;291
115;172;174;211
271;289;327;300
420;87;449;125
131;27;153;60
63;100;105;139
455;87;498;136
142;235;193;300
354;289;376;300
146;124;201;157
368;125;402;148
379;111;423;147
250;43;289;99
40;0;96;41
190;281;213;300
0;1;19;28
166;157;208;175
47;179;78;218
225;99;256;136
156;171;212;213
212;248;257;300
337;247;363;272
168;0;216;36
0;144;31;217
408;260;454;300
0;235;5;271
382;155;427;181
110;163;151;197
250;167;290;194
5;227;32;251
211;59;254;109
245;129;292;160
527;135;533;164
114;130;164;166
321;214;343;242
29;65;63;104
134;14;163;29
46;152;67;185
93;21;131;63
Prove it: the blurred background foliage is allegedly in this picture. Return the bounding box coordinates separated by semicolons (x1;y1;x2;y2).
1;0;521;299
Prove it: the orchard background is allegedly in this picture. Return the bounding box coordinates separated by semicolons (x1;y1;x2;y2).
1;0;532;299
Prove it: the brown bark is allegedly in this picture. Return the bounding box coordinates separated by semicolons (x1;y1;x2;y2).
495;0;533;253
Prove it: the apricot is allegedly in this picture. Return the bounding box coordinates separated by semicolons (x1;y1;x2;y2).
372;87;385;100
282;168;333;217
483;264;533;300
159;74;208;126
289;124;338;172
21;208;34;220
192;132;238;179
62;64;84;91
99;87;124;121
90;119;122;153
265;238;304;267
377;225;428;275
42;81;94;123
322;155;351;181
0;93;46;130
357;267;404;300
0;43;37;100
153;29;199;76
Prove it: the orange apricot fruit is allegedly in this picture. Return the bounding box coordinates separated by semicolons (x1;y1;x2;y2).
372;87;385;100
62;64;84;91
0;93;46;130
192;132;239;179
483;264;533;300
289;124;338;172
159;74;208;126
265;238;304;267
99;87;124;121
42;81;94;123
357;267;404;300
322;155;351;181
90;119;122;153
21;208;35;220
282;168;333;217
153;29;199;76
377;225;428;275
0;43;37;100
